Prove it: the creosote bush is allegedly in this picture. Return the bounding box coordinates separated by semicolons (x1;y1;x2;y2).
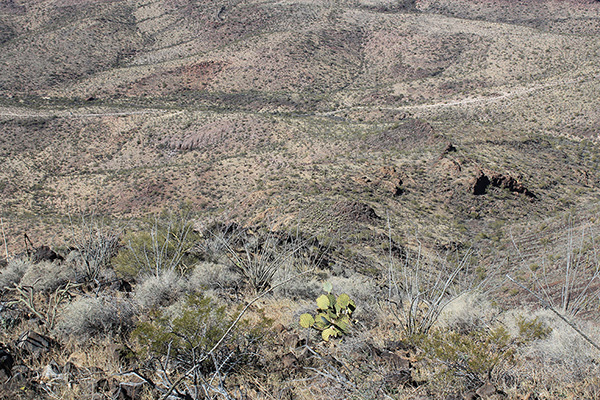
416;314;551;392
131;293;232;372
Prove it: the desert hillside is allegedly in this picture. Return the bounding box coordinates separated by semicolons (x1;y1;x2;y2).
1;0;600;399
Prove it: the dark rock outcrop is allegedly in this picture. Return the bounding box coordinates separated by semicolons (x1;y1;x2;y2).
32;245;63;263
332;201;380;223
472;171;490;195
471;170;535;198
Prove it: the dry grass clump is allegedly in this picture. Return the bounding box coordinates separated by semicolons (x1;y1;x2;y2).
520;310;600;385
19;259;83;293
272;274;322;300
437;290;497;331
53;295;135;340
0;257;29;289
187;261;241;292
134;270;187;309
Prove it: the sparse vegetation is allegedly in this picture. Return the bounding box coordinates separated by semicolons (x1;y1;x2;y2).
2;0;600;398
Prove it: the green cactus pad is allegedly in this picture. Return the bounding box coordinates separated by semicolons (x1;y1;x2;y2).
299;313;315;328
314;313;330;329
336;315;350;333
323;282;333;294
348;299;356;313
316;294;330;310
322;326;337;341
337;293;350;308
327;294;336;307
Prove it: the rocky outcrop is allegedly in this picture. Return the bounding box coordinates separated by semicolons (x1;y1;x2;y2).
489;173;535;197
472;171;491;195
331;201;380;223
471;170;535;198
355;166;404;196
32;245;63;263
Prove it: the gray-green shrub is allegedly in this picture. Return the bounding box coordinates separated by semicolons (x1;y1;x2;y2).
0;258;30;289
54;295;135;339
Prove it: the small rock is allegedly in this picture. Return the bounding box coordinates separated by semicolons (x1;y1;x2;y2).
15;331;55;356
32;245;62;263
41;360;62;381
62;361;79;377
0;304;21;330
463;391;479;400
272;323;287;334
113;372;153;400
476;382;498;398
283;333;301;349
110;279;133;293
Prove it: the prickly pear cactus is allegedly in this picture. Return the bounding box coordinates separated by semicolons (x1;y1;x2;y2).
299;282;356;341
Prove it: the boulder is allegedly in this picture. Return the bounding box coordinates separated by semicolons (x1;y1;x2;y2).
283;333;301;350
112;372;155;400
476;382;505;399
281;353;298;369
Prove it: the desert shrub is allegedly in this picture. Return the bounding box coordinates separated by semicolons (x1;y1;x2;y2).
114;213;200;279
437;291;497;332
385;244;479;337
132;293;271;398
134;270;186;309
187;261;241;292
20;260;82;292
273;275;322;300
329;275;377;318
522;310;600;383
215;224;326;294
67;213;121;282
54;294;135;339
132;293;233;374
6;280;77;332
417;315;551;393
0;258;30;289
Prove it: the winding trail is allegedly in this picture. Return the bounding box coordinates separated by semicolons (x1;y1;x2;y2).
0;107;180;119
0;71;597;120
320;72;598;116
